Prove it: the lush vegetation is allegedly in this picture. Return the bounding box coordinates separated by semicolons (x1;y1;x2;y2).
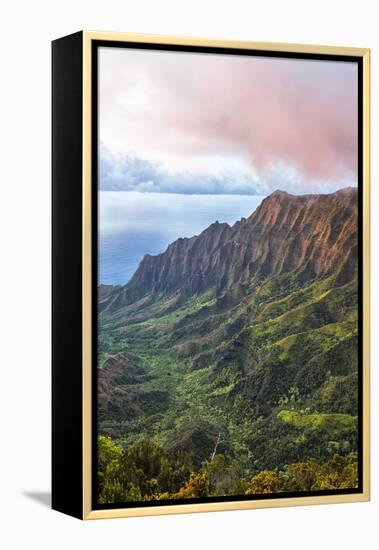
98;436;358;503
97;190;359;504
97;271;359;503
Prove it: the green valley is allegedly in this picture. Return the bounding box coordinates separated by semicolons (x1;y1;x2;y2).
97;188;360;503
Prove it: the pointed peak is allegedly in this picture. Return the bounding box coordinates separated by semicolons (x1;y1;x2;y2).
270;189;292;197
261;189;293;206
204;220;231;232
263;190;294;204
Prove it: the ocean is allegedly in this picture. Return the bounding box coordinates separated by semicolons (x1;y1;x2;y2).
99;191;265;285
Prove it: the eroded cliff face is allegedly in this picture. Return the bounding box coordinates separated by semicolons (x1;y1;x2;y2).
129;220;232;294
235;187;357;283
100;187;357;312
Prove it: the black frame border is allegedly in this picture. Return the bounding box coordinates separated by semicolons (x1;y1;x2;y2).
52;31;84;519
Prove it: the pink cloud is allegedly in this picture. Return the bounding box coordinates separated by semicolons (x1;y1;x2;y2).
100;48;358;185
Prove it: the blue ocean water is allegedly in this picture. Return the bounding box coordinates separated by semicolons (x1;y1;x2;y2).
99;191;265;285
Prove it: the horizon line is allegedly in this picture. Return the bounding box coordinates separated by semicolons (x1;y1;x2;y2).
99;185;357;198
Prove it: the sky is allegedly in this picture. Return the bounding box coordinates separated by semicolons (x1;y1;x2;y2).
99;192;265;284
98;46;358;284
99;46;358;196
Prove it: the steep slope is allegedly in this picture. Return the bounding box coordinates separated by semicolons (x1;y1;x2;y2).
98;187;359;473
100;187;357;315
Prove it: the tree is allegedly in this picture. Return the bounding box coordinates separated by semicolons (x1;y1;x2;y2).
97;435;123;494
245;471;283;494
176;471;209;498
282;458;319;492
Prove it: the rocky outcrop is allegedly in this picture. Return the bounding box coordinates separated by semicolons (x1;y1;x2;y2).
117;187;358;301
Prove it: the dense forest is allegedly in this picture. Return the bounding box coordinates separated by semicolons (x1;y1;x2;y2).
97;188;359;504
98;436;358;503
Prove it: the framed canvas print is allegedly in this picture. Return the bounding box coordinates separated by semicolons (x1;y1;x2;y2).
52;31;370;520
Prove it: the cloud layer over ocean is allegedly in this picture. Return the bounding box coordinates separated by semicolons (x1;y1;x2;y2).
99;47;358;195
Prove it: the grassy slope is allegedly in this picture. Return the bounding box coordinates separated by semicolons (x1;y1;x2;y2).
98;272;358;474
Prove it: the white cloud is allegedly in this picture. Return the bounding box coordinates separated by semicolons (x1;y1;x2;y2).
99;146;269;195
99;46;358;187
99;147;355;196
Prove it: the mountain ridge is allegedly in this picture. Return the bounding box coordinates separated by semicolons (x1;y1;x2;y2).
97;186;359;482
100;187;357;313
